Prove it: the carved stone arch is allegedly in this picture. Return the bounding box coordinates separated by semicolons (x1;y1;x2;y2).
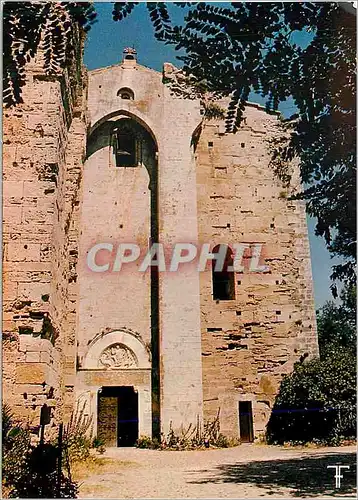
83;328;151;369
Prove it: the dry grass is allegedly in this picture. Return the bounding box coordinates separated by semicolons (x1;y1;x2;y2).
79;482;115;498
73;455;136;498
72;455;135;482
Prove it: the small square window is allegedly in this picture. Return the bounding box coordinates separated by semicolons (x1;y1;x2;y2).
208;141;214;147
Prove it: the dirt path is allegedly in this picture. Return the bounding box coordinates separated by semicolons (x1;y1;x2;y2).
78;444;356;499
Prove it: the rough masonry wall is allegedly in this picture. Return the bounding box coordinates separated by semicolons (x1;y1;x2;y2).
2;56;86;431
195;105;318;438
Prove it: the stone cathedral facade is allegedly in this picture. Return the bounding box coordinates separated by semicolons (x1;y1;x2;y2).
3;47;318;446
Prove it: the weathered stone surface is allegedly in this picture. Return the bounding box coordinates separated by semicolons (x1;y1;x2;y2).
2;43;87;431
3;47;318;443
16;363;47;384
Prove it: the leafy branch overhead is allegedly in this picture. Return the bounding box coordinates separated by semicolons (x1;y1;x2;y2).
3;2;356;290
3;2;96;107
112;2;356;290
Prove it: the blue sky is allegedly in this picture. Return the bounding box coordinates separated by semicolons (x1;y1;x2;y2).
84;2;341;309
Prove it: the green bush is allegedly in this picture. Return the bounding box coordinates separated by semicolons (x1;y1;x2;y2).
266;347;356;445
2;404;78;498
135;411;239;450
2;404;31;496
91;436;106;453
91;436;104;449
215;433;230;448
8;443;78;499
136;435;160;449
63;402;93;464
267;286;356;446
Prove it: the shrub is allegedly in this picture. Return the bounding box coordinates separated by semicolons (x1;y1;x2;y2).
266;347;356;445
136;435;160;449
135;410;239;450
214;433;230;448
2;404;31;496
9;443;78;499
92;436;106;454
63;402;93;464
2;404;78;498
92;436;104;448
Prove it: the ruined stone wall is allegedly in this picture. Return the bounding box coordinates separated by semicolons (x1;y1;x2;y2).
195;104;318;439
2;53;86;431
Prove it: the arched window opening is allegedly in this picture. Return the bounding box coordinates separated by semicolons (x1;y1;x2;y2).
212;245;235;300
117;88;134;100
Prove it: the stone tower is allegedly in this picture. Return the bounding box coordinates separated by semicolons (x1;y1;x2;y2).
3;46;318;444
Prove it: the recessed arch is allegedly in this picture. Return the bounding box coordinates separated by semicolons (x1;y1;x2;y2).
117;87;134;100
89;110;159;152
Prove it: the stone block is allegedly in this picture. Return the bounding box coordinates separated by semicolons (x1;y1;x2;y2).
26;352;40;362
18;282;50;302
3;206;22;224
2;281;18;301
23;208;53;225
16;363;47;384
40;351;51;364
6;242;41;262
3;180;24;199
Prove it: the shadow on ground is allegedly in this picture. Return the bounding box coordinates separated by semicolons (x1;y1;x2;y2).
188;451;357;497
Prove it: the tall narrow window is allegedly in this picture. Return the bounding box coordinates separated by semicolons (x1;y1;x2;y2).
212;244;235;300
113;127;137;167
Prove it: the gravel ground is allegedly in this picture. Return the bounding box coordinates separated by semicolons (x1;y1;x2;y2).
78;444;356;499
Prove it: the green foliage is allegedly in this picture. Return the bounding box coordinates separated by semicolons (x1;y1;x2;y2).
317;285;356;357
3;2;96;106
267;285;356;445
63;401;94;464
2;405;78;498
8;444;78;499
266;349;356;445
135;411;239;450
91;436;106;454
2;404;31;495
91;436;104;449
136;435;161;449
202;101;226;120
112;2;356;288
5;2;355;284
214;433;231;448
